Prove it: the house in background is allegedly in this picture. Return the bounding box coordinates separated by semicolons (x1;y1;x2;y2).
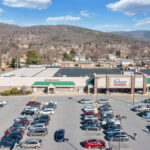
120;59;134;68
78;61;95;68
59;61;75;67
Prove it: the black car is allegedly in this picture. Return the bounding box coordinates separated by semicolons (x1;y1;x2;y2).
144;99;150;103
103;122;118;130
137;111;150;117
21;110;35;116
100;115;114;121
82;124;101;131
82;119;98;125
11;123;27;130
0;104;4;107
31;118;49;126
0;138;19;148
104;126;122;134
106;132;129;142
3;133;23;141
34;115;50;121
54;129;67;142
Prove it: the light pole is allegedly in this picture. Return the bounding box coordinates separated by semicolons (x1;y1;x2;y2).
116;115;127;150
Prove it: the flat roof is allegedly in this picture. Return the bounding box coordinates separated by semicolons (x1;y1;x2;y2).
54;68;121;77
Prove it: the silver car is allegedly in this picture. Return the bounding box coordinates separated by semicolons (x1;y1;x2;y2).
19;139;42;149
80;99;94;104
28;123;47;131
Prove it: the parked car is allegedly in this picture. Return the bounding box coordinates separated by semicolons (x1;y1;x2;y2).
103;122;119;130
80;99;93;104
27;101;41;106
83;115;98;121
21;110;36;116
31;118;49;126
3;132;23;141
0;100;7;105
143;99;150;103
0;138;19;148
27;128;48;136
5;128;25;135
16;119;30;126
82;119;99;125
131;105;150;112
14;116;30;123
0;104;4;107
106;132;129;142
96;98;109;104
82;124;101;131
11;123;27;130
54;129;68;142
19;139;42;149
105;127;123;135
137;111;150;118
83;106;96;112
28;123;47;131
84;111;98;115
38;109;54;115
83;139;106;149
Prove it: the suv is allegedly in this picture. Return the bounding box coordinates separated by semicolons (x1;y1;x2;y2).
27;128;48;136
106;132;129;142
20;139;42;149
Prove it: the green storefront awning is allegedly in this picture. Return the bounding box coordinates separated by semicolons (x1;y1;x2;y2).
33;81;75;86
88;79;94;86
147;78;150;84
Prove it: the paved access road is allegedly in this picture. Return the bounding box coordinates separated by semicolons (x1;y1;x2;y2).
0;94;150;150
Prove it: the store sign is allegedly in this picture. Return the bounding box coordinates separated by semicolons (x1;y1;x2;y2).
114;79;127;86
44;79;60;81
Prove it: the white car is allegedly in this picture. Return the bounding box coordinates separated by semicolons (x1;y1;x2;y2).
24;106;39;111
84;115;98;121
84;109;98;114
14;116;30;122
83;106;97;112
28;123;46;131
39;109;54;115
80;99;94;104
0;100;6;105
101;118;120;126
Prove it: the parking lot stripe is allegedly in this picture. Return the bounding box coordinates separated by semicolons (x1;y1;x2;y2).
32;95;37;101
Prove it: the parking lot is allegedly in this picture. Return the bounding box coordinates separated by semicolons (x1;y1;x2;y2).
0;94;150;150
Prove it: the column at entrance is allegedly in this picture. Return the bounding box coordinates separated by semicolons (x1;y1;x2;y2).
143;75;147;94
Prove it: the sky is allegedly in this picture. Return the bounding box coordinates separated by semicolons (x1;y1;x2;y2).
0;0;150;32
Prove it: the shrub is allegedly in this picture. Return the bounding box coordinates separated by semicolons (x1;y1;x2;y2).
27;90;32;95
1;90;11;96
10;88;21;95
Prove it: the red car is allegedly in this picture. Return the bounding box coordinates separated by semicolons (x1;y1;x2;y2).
84;111;95;115
91;114;101;118
17;120;30;126
5;128;25;135
26;101;41;106
83;139;106;149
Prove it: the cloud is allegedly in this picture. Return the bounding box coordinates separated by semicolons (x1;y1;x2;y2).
0;8;4;14
134;18;150;27
94;24;126;32
46;16;81;22
107;0;150;16
80;10;96;17
2;0;51;9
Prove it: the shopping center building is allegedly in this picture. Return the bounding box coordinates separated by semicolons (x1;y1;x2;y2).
0;66;150;94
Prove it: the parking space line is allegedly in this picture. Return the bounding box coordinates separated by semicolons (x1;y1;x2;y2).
32;95;38;101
